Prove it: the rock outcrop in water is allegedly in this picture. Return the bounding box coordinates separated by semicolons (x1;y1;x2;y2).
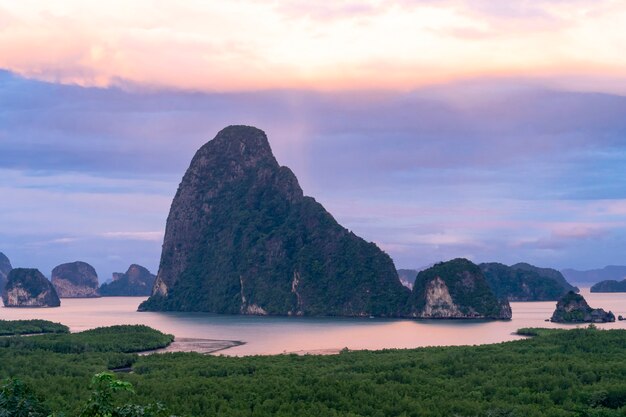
2;268;61;307
99;264;155;296
139;125;409;316
0;252;12;293
551;291;615;323
51;261;99;298
590;279;626;293
480;262;577;301
409;259;511;319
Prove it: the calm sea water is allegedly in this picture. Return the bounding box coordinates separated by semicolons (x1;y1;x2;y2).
1;289;624;356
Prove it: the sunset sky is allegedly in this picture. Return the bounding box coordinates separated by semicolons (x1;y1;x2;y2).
1;1;626;280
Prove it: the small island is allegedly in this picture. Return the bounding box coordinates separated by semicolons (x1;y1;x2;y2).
2;268;61;308
51;261;100;298
410;258;512;319
590;279;626;293
550;291;615;323
99;264;156;296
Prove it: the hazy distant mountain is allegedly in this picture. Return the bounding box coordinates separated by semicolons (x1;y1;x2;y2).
561;266;626;286
397;265;434;289
139;126;410;316
397;269;418;289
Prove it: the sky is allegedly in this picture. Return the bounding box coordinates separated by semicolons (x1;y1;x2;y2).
1;1;626;281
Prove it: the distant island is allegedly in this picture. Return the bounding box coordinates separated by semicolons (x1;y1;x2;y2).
51;261;100;298
590;279;626;293
551;291;614;323
399;262;577;302
99;264;156;296
410;259;511;319
480;262;577;301
2;268;61;308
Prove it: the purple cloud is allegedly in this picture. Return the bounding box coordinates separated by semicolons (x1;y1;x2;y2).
2;70;626;279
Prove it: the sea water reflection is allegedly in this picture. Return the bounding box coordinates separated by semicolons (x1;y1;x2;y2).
1;289;624;355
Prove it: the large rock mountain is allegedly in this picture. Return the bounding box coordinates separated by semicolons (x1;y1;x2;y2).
591;279;626;293
480;262;577;301
139;126;409;316
551;291;614;323
51;261;100;298
409;259;512;319
2;268;61;308
99;264;156;296
0;252;12;293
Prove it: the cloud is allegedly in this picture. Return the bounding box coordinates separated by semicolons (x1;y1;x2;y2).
1;1;626;92
100;231;164;241
274;1;378;20
50;237;80;244
2;73;626;275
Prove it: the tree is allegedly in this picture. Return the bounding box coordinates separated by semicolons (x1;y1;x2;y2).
0;378;49;417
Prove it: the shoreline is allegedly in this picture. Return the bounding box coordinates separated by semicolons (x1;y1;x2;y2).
137;337;246;355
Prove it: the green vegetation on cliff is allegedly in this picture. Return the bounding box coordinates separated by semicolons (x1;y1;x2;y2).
410;258;511;319
551;291;615;323
0;252;11;293
480;262;577;301
591;279;626;293
1;322;626;416
140;126;409;316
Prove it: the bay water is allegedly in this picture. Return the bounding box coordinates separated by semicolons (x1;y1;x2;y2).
1;289;624;355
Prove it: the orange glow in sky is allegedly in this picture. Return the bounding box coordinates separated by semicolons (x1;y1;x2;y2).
1;1;625;92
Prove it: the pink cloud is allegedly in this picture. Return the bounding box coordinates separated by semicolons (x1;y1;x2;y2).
1;1;625;93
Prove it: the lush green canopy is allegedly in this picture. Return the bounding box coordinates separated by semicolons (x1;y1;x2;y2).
0;321;625;417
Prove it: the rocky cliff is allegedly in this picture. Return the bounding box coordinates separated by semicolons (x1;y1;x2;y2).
0;252;12;293
99;264;156;296
51;261;100;298
480;262;577;301
590;279;626;293
551;291;615;323
139;125;409;316
2;268;61;307
409;259;511;319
